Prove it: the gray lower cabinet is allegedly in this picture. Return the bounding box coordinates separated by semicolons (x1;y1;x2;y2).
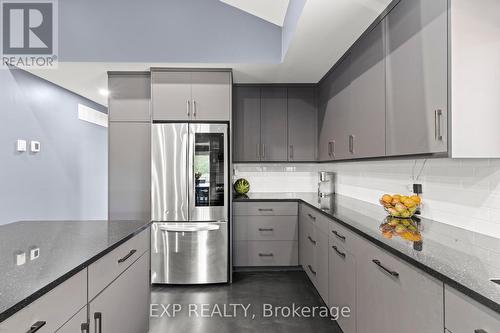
0;270;87;333
233;202;298;267
328;240;356;333
233;86;261;162
151;70;231;121
261;87;288;161
55;306;88;333
108;122;151;221
108;72;151;122
444;285;500;333
349;23;386;159
385;0;448;155
89;252;150;333
288;87;317;161
356;239;444;333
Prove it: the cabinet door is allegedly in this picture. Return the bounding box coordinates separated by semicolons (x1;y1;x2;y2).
109;122;151;221
55;306;87;333
191;71;231;121
357;242;443;333
350;23;386;158
386;0;448;155
288;87;317;161
330;56;352;160
89;252;150;333
261;87;288;161
329;241;356;333
108;73;151;122
314;230;329;304
233;87;261;162
151;71;191;121
318;75;336;161
298;205;312;269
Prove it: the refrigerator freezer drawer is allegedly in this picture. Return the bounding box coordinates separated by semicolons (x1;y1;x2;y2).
151;222;228;284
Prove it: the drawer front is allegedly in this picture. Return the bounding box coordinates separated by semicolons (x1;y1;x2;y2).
234;241;298;266
300;203;330;234
233;202;298;216
445;285;500;333
329;220;360;255
88;228;149;300
0;270;87;333
234;216;298;241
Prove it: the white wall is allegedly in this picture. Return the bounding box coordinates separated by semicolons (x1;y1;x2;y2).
234;158;500;239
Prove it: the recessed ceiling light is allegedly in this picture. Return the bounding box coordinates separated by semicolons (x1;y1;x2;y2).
99;88;109;97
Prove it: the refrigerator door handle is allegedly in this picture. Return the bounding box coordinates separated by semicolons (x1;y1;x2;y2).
160;223;221;233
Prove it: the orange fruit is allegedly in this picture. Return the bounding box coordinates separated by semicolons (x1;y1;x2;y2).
410;195;421;205
382;194;393;204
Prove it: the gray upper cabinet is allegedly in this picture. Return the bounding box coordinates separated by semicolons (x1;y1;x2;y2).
385;0;448;155
151;71;192;121
191;71;231;121
151;70;231;121
233;86;261;162
233;85;318;162
288;87;317;161
319;56;351;161
109;122;151;221
261;87;288;162
108;73;151;122
349;23;386;159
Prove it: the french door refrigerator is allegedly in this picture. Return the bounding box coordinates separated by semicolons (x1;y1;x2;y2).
151;123;229;284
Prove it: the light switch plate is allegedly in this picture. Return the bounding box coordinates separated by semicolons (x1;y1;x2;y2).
15;252;26;266
16;140;27;152
30;141;41;152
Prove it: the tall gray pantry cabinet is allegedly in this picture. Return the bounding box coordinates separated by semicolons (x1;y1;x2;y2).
108;72;151;221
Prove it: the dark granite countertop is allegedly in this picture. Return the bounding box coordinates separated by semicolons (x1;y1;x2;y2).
0;220;151;322
234;192;500;314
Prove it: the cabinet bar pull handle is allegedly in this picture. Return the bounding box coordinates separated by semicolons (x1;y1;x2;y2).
474;330;488;333
435;109;443;141
332;140;335;158
332;230;346;241
262;144;266;159
332;245;346;258
94;312;102;333
307;235;317;245
192;100;197;117
81;322;89;333
256;144;260;159
372;259;399;278
349;135;355;154
308;265;317;275
27;321;46;333
258;208;273;212
118;249;137;263
289;145;294;160
258;228;274;232
186;100;190;117
259;253;274;257
307;213;316;221
328;142;332;157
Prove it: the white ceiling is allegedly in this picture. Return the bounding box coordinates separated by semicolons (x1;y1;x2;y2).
28;0;392;106
219;0;290;26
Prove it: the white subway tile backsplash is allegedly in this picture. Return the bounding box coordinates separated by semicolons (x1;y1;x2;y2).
235;158;500;239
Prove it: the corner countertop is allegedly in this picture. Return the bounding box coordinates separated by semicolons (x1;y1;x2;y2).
0;219;151;322
234;192;500;315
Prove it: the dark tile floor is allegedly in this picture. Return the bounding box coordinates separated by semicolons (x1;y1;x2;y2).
149;271;342;333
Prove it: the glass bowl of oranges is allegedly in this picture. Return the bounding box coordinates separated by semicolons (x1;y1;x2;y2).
379;194;421;218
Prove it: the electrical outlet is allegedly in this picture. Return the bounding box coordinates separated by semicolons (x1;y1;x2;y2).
30;247;40;260
30;141;41;153
15;251;26;266
16;140;27;152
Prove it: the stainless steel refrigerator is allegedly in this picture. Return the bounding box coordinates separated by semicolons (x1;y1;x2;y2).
151;123;229;284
